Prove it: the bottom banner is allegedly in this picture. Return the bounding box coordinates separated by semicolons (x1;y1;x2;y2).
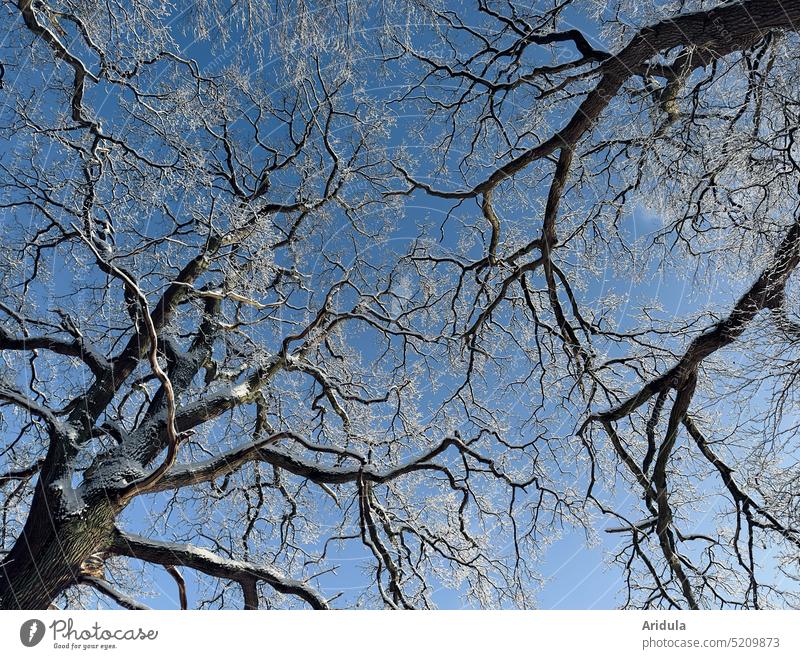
2;610;797;658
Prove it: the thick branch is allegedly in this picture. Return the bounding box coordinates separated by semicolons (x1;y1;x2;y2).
109;530;328;610
79;575;151;610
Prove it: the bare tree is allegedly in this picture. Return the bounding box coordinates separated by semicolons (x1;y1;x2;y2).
1;0;800;610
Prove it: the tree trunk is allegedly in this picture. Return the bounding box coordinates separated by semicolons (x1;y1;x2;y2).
0;490;117;609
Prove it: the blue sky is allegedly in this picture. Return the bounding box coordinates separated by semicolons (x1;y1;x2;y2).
2;0;790;610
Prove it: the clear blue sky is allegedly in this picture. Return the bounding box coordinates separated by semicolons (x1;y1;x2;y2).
2;1;773;610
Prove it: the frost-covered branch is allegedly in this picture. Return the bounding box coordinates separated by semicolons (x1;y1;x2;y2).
110;530;329;610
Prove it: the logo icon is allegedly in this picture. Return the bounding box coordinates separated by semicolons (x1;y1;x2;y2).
20;619;45;647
